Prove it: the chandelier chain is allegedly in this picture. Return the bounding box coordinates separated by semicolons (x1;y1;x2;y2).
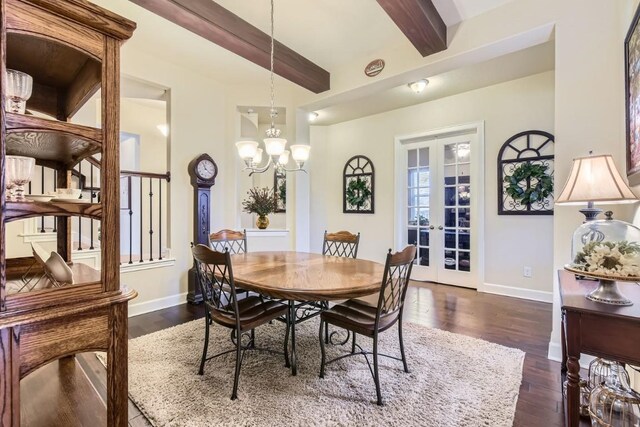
269;0;275;128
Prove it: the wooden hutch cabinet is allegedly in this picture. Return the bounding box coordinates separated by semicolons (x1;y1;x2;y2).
0;0;136;425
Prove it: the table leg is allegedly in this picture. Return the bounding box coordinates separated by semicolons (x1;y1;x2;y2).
289;300;297;376
564;311;580;427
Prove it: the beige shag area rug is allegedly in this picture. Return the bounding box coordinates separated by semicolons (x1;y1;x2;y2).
99;318;525;426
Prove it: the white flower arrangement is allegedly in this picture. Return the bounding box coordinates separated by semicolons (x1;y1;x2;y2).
572;240;640;277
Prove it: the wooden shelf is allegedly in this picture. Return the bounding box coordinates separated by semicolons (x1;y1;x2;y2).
6;113;101;168
6;201;101;222
6;31;102;119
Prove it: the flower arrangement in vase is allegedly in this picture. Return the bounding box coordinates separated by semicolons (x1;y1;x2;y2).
571;241;640;278
242;187;277;230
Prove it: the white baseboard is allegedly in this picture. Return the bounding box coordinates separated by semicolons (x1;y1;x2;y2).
481;282;553;303
548;339;595;368
128;292;187;317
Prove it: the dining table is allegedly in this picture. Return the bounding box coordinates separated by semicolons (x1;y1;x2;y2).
230;251;385;375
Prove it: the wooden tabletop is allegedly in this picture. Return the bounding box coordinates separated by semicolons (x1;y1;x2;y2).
558;269;640;319
230;251;385;301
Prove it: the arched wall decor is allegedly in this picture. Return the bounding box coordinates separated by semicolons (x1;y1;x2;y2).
343;155;375;214
498;130;555;215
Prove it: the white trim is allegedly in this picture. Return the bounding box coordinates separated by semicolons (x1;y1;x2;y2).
128;292;187;317
548;339;595;368
245;229;290;238
121;258;176;273
481;282;553;303
18;232;57;243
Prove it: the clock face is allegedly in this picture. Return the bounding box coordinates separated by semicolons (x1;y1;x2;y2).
196;159;216;180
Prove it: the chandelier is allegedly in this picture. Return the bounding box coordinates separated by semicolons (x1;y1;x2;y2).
235;0;310;175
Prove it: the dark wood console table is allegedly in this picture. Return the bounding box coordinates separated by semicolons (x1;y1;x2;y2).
559;270;640;427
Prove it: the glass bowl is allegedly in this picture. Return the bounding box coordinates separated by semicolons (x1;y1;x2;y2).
6;156;35;201
5;69;33;114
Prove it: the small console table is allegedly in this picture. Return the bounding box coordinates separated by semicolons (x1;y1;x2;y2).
558;269;640;427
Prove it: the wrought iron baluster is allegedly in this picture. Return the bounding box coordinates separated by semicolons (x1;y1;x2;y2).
40;166;45;232
90;162;94;250
128;176;133;264
139;177;143;263
149;178;154;262
52;170;57;232
77;162;83;250
158;178;162;261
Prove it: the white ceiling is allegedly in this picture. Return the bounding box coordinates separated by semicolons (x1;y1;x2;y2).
311;40;554;125
432;0;515;25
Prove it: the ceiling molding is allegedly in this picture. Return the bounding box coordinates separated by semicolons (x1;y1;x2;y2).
129;0;330;93
376;0;447;57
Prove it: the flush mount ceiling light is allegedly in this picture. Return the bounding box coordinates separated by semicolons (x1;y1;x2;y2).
408;79;429;94
235;0;309;175
308;112;319;122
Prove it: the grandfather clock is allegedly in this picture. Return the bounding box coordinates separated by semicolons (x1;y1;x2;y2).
187;153;218;304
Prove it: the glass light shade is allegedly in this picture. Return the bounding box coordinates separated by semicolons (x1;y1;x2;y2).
236;140;259;160
278;150;290;165
252;148;263;165
408;79;429;94
264;137;287;156
557;155;637;205
6;155;35;201
291;144;310;162
6;69;33;114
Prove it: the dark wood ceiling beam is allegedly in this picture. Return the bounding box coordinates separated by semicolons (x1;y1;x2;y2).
129;0;330;93
376;0;447;57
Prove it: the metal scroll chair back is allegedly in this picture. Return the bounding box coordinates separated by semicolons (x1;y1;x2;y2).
192;244;240;323
322;230;360;258
209;229;247;254
375;246;416;320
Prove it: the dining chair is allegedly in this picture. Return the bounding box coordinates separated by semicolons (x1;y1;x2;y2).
191;244;289;400
209;229;247;254
318;245;416;406
322;230;360;259
320;230;361;342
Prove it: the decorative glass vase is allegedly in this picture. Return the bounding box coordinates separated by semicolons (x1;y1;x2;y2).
6;156;36;201
589;364;640;426
563;379;591;417
256;215;269;230
589;358;630;390
5;69;33;114
568;212;640;305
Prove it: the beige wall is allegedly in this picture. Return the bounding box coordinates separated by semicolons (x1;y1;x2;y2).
310;72;555;294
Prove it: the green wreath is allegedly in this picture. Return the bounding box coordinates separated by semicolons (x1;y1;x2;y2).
346;177;372;208
504;162;553;205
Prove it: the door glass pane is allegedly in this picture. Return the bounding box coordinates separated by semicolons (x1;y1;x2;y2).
442;141;471;273
406;146;430;267
444;165;456;185
408;188;418;207
458;251;470;272
408;208;418;226
419;229;429;246
444;250;457;270
408;149;417;167
444;208;456;228
419;247;429;266
444;230;456;248
419;148;429;166
407;228;418;246
418;208;429;226
459;231;470;250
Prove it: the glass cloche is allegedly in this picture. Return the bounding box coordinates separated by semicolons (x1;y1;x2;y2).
567;211;640;306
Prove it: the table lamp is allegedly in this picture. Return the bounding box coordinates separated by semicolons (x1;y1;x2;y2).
556;154;639;305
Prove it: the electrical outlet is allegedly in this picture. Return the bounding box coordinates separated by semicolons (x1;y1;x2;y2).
523;266;532;278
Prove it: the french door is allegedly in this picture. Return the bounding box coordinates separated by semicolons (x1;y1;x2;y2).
397;132;480;289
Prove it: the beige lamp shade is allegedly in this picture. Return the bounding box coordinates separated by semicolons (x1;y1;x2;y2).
556;155;637;205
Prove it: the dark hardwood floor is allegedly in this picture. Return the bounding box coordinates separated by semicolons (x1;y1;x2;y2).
20;282;583;426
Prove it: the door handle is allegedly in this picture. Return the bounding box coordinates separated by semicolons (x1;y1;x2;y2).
429;225;435;230
438;226;443;230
